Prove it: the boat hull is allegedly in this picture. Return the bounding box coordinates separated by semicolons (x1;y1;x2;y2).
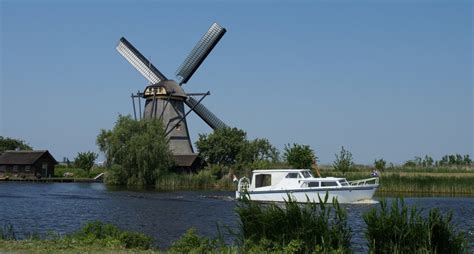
236;185;378;204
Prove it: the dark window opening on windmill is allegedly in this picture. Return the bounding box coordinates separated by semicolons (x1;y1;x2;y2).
176;123;182;131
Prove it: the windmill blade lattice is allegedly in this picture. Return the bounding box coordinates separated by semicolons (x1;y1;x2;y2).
116;37;168;84
185;97;227;129
175;23;226;85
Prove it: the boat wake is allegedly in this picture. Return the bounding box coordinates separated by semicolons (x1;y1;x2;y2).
351;199;379;204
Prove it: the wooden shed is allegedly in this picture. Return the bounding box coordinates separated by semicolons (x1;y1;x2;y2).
0;150;57;178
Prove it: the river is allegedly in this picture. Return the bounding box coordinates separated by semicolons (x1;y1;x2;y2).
0;182;472;252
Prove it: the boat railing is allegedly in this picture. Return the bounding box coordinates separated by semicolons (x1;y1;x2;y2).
238;177;250;193
348;177;379;186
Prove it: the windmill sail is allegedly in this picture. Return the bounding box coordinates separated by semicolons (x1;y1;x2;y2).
175;23;226;85
185;97;227;129
116;37;167;84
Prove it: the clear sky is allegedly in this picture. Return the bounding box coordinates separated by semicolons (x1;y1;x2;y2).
1;0;472;164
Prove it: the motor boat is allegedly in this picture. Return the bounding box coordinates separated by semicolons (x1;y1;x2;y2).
236;169;379;204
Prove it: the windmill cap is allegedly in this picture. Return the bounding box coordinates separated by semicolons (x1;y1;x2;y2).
143;80;187;98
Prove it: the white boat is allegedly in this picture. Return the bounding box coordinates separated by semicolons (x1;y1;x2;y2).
236;169;379;204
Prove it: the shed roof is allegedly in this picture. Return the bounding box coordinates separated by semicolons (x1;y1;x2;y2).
173;154;199;167
0;150;57;165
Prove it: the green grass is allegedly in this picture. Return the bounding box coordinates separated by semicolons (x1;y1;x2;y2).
235;194;352;253
155;170;234;191
323;170;474;195
54;166;105;178
364;198;468;253
0;221;155;253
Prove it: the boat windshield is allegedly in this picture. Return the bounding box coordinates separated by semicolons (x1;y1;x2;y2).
339;180;349;186
301;171;313;178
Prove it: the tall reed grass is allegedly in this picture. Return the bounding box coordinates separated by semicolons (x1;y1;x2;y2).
326;171;474;195
235;194;352;253
364;198;467;253
155;170;234;190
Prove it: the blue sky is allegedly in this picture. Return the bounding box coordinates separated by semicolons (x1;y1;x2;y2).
1;1;472;164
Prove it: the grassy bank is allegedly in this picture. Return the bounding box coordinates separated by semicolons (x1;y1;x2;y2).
326;171;474;195
155;170;234;191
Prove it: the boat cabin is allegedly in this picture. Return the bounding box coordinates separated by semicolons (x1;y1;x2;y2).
250;169;349;190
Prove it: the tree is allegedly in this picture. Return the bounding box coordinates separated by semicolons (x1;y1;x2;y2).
0;136;32;152
414;156;422;167
283;143;316;169
423;155;434;167
333;146;353;175
374;158;386;171
96;115;174;186
238;138;279;165
195;127;247;166
74;151;98;173
463;155;472;165
403;160;417;167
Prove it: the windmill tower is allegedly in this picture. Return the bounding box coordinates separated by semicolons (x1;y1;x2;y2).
116;23;228;171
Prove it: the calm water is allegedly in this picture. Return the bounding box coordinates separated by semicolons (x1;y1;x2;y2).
0;182;472;252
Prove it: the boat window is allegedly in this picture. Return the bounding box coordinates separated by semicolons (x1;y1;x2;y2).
339;180;349;186
285;173;300;179
321;181;338;187
301;171;313;178
308;181;319;187
255;174;272;188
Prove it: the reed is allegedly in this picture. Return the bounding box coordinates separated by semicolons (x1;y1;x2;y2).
377;174;474;195
155;170;234;190
235;194;352;253
364;198;467;253
325;171;474;195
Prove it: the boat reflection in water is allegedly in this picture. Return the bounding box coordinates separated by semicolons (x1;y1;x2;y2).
236;169;379;204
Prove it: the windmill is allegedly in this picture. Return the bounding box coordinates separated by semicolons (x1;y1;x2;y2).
116;22;228;171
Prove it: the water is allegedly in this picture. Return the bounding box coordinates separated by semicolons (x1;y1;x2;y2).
0;182;472;252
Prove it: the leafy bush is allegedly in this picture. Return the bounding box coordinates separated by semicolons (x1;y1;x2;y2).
374;158;386;171
283;143;316;169
169;228;224;253
236;194;351;253
54;167;88;178
73;151;98;173
364;198;467;253
70;221;153;250
333;146;353;175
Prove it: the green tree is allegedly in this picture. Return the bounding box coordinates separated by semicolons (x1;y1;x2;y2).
0;136;32;152
74;151;98;173
333;146;353;175
238;138;279;165
403;160;417;167
423;155;434;167
438;155;449;166
96;115;174;186
283;143;316;169
195;127;247;166
463;154;472;165
374;158;386;171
